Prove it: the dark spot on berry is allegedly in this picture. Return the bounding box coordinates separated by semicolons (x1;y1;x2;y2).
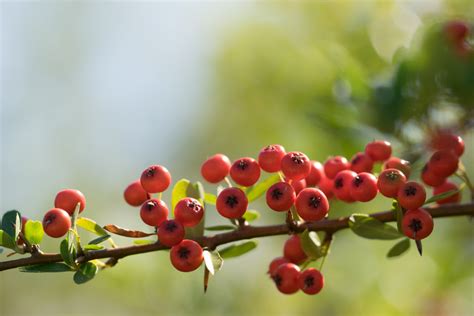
45;215;55;225
237;160;248;170
386;171;399;181
335;177;344;189
265;145;276;152
273;274;282;286
304;276;314;289
187;200;202;212
145;167;155;177
291;154;305;165
404;186;417;196
146;201;156;211
352;155;361;165
226;195;238;208
308;196;321;208
271;189;283;200
178;247;190;259
353;176;363;187
409;218;422;233
165;221;177;232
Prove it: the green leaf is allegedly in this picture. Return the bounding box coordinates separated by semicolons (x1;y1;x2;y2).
83;244;104;251
242;210;260;222
60;238;75;267
387;238;411;258
392;200;403;233
133;239;154;245
88;235;111;245
219;241;258;259
205;225;236;231
77;217;108;236
171;179;191;213
203;250;224;275
204;193;217;205
424;188;461;205
349;214;403;240
246;174;280;202
300;230;323;259
20;263;73;273
24;220;44;245
2;210;21;240
73;262;98;284
0;229;16;250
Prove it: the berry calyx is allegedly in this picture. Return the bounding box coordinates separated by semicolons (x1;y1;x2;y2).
295;188;330;221
139;199;168;227
397;181;426;210
323;156;350;179
332;170;357;202
123;180;150;207
305;160;324;187
281;152;312;181
283;235;307;265
421;164;446;187
402;208;434;240
365;140;392;162
273;263;301;294
230;157;261;187
258;145;286;173
350;172;378;202
428;150;459;178
383;157;411;178
157;220;185;247
170;239;203;272
54;189;86;215
266;182;296;212
268;256;290;277
42;208;71;238
201;154;231;183
433;181;461;205
377;168;407;198
174;197;204;227
298;268;324;295
350;152;374;173
140;165;172;193
216;187;248;219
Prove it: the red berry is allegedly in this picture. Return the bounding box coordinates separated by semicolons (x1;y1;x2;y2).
283;235;307;264
42;208;71;238
421;164;446;187
201;154;231;183
140;165;171;193
139;199;168;227
298;268;324;295
323;156;349;179
428;150;459;178
433;181;461;205
170;239;203;272
174;198;204;227
289;178;306;195
350;172;378;202
295;188;330;221
383;157;411;178
365;140;392;162
317;175;334;199
268;256;290;277
216;187;248;219
266;182;296;212
273;263;301;294
444;20;469;44
281;152;312;181
258;145;286;173
124;180;150;207
230;157;261;187
402;208;434;240
157;220;185;247
430;131;465;157
377;168;406;198
397;181;426;210
305;161;324;187
54;189;86;215
350;152;374;173
332;170;357;202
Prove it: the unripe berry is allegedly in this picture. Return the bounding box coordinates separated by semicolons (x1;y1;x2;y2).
140;199;168;227
295;188;329;221
402;208;434;240
281;152;312;181
365;140;392;162
201;154;231;183
54;189;86;215
317;175;334;199
289;178;306;195
268;256;290;277
430;131;465;157
216;187;248;219
305;161;324;187
383;157;411;178
421;164;446;187
230;157;261;187
397;181;426;210
377;168;406;198
350;152;374;173
433;181;461;205
428;150;459;178
283;235;307;264
157;220;185;247
323;156;349;179
266;182;296;212
333;170;357;202
258;145;286;173
123;180;150;207
42;208;71;238
350;172;378;202
140;165;171;193
170;239;203;272
273;263;301;294
298;268;324;295
174;198;204;227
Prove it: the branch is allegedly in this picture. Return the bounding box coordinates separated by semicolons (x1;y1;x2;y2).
1;202;473;272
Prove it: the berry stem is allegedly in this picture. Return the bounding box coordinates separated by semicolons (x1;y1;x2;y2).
224;177;233;188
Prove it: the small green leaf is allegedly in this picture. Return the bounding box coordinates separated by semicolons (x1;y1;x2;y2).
246;174;280;202
424;188;462;205
349;214;403;240
300;230;323;259
83;244;104;251
77;217;108;236
205;225;236;231
171;179;191;213
88;235;110;245
219;241;258;259
392;200;403;233
20;263;73;273
203;250;224;275
24;220;44;245
204;193;217;205
133;239;154;245
387;239;410;258
73;262;98;284
242;210;260;222
60;238;75;267
0;229;16;250
2;210;21;240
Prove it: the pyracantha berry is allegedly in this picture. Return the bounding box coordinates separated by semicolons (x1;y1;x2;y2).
140;199;168;227
283;235;308;265
430;131;465;157
377;168;406;198
421;164;446;187
397;181;426;210
54;189;86;215
295;188;330;221
216;187;248;219
365;140;392;162
124;180;150;207
273;263;301;294
332;170;357;202
170;239;203;272
433;181;461;205
258;145;286;173
201;154;231;183
289;178;306;195
298;268;324;295
268;256;290;278
383;157;411;178
350;172;378;202
230;157;261;187
305;160;324;187
350;152;374;173
428;150;459;178
140;165;171;193
42;208;71;238
402;208;434;240
174;197;204;227
266;182;296;212
324;156;350;179
158;220;185;247
281;152;312;181
317;175;334;199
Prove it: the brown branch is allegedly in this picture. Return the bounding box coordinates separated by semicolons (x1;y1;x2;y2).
1;202;473;272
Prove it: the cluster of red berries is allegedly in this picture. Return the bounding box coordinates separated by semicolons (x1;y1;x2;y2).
123;165;204;272
41;189;86;238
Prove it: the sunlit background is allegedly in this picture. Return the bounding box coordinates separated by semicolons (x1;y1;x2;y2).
1;1;473;315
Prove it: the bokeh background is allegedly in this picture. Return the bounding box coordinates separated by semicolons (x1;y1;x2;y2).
1;1;473;315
